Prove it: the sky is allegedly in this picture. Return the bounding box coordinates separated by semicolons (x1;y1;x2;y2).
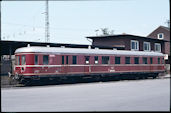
1;0;170;45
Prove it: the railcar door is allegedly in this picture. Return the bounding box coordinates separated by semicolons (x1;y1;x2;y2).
84;56;90;74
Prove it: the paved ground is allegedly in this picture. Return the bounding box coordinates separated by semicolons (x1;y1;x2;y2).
1;78;170;112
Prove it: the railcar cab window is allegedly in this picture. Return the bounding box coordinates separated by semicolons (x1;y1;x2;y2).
43;55;49;65
142;57;148;64
35;55;38;65
102;56;109;64
72;56;77;64
21;55;26;65
125;57;130;64
85;56;90;64
16;56;20;65
134;57;139;64
115;57;120;64
94;56;98;64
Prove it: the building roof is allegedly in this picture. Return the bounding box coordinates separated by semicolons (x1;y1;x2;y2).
0;40;90;55
86;34;168;42
15;46;164;57
160;26;170;31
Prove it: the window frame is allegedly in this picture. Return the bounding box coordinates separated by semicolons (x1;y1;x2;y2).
131;40;139;51
143;42;151;51
155;43;161;52
157;33;164;39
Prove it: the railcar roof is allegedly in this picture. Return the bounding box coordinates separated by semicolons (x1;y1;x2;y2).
15;46;164;56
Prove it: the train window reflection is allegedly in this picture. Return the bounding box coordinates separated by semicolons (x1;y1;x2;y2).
72;56;77;64
102;56;109;64
21;55;26;65
94;56;98;64
142;57;147;64
35;55;38;65
115;57;120;64
43;55;49;65
85;56;90;64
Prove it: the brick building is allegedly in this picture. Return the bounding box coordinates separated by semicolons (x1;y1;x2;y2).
147;26;170;64
87;34;167;54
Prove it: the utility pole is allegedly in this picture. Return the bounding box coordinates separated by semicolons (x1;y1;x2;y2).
45;0;50;43
165;20;170;28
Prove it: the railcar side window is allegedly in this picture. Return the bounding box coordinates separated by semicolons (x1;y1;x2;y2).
72;56;77;64
125;57;130;64
62;56;64;64
66;56;69;64
85;56;90;64
35;55;38;65
162;58;164;64
142;57;147;64
134;57;139;64
21;55;26;65
150;57;153;64
43;55;49;65
94;56;98;64
115;57;120;64
102;56;109;64
158;58;160;64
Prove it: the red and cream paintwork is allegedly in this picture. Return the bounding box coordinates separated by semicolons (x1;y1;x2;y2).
14;46;165;79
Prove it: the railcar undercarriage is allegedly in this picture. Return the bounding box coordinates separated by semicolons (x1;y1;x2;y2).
9;72;163;86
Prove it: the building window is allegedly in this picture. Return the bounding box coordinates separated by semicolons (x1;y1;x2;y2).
94;56;98;64
102;56;109;64
131;40;139;50
72;56;77;64
85;56;90;64
125;57;130;64
115;57;120;64
143;42;151;51
155;43;161;52
35;55;38;65
134;57;139;64
43;55;49;65
21;55;26;65
157;33;164;39
142;57;148;64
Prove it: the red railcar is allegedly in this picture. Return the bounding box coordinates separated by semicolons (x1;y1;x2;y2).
12;46;165;84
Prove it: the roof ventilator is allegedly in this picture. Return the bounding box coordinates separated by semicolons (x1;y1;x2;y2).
27;44;30;47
